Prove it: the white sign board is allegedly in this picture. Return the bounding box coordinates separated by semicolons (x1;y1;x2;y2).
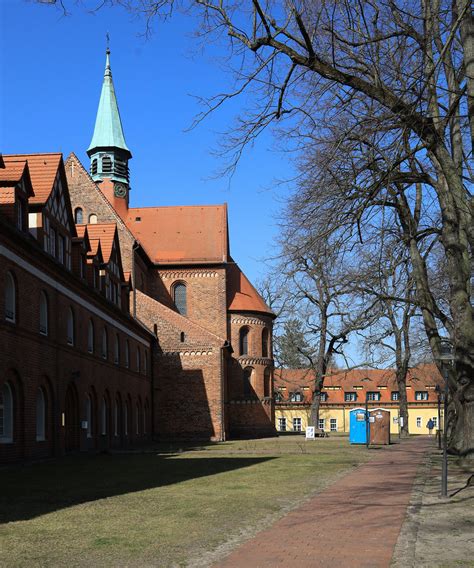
399;417;404;427
305;426;315;439
369;416;375;423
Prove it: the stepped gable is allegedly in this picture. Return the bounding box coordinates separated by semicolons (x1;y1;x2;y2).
135;290;226;352
5;153;62;204
125;204;229;265
227;261;274;317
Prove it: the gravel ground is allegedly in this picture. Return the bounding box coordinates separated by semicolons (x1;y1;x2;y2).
393;443;474;568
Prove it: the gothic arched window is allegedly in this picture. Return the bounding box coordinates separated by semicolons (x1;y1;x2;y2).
239;327;249;356
5;271;16;323
262;328;269;358
36;388;46;441
173;282;187;316
74;208;83;224
0;382;13;442
39;291;48;336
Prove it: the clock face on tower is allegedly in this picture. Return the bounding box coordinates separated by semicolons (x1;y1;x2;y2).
114;182;127;198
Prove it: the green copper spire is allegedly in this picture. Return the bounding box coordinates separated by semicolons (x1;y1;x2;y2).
87;48;131;158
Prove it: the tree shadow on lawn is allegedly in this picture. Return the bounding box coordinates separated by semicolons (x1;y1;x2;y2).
0;453;275;524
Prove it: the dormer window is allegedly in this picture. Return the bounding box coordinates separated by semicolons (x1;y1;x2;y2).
17;198;25;231
101;156;112;174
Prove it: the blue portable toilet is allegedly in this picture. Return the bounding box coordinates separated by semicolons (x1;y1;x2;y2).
350;408;369;444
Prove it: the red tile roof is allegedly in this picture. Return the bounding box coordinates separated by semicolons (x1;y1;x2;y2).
84;223;117;262
125;204;229;264
4;153;62;204
0;187;16;205
227;262;274;316
0;159;27;185
274;365;443;404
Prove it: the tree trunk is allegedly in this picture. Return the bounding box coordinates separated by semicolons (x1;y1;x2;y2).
397;370;409;437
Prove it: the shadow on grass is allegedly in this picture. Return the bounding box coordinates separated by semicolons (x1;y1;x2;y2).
0;453;275;524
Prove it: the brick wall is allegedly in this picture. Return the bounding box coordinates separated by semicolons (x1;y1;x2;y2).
0;220;153;464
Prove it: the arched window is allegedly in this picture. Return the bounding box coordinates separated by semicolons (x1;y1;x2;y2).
102;156;112;173
124;401;129;436
243;368;253;397
125;340;130;368
87;319;94;353
173;282;187;316
114;334;120;365
36;388;46;441
85;395;92;438
239;327;249;356
0;382;13;442
101;328;108;360
114;399;119;437
5;271;16;323
66;307;75;346
74;207;83;224
91;158;98;176
88;213;98;224
39;291;48;335
264;368;271;398
135;402;140;435
136;347;141;373
101;397;107;435
262;328;269;358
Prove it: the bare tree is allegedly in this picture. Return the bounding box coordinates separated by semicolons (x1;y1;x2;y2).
39;0;474;453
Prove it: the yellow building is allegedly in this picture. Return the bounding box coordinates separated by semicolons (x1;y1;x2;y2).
274;366;443;436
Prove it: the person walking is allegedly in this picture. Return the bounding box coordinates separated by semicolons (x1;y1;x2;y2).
427;418;435;436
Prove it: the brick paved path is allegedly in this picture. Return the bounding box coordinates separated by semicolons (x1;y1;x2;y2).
216;437;431;568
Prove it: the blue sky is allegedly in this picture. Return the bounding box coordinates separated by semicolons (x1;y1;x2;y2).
0;0;293;285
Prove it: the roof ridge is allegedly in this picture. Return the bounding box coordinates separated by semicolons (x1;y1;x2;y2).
129;204;226;211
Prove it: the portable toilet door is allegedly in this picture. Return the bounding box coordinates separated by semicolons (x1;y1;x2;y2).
369;409;391;445
350;408;369;444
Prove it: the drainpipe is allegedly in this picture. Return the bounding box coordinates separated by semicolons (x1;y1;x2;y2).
131;241;139;319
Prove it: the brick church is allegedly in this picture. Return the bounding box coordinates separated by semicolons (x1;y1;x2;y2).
0;49;275;463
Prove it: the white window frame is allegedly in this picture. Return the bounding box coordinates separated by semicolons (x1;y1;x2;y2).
293;417;302;432
330;418;338;432
278;417;286;432
415;391;429;401
318;418;325;430
416;417;422;428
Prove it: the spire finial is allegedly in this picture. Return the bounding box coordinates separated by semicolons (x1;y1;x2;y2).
105;33;111;77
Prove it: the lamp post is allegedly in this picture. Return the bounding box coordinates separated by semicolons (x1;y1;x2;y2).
365;391;369;449
439;339;453;498
435;384;442;450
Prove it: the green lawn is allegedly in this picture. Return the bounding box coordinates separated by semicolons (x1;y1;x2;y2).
0;437;371;567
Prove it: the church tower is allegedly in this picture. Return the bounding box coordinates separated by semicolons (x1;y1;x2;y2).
87;47;132;217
